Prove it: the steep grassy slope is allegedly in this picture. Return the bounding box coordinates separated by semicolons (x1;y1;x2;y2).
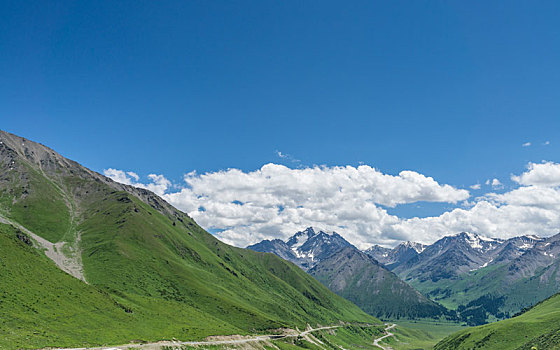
435;293;560;349
0;222;245;349
0;130;378;349
309;247;453;320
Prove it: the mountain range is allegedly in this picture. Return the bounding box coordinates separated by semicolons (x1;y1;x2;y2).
362;230;560;326
389;231;560;325
250;227;560;327
248;227;452;320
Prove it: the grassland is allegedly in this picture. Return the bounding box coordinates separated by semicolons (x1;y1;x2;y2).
0;222;243;349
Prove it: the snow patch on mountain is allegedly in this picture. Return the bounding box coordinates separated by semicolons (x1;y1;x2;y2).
526;235;542;241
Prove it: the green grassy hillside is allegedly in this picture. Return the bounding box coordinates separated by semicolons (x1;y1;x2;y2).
434;293;560;349
0;130;378;349
0;223;243;349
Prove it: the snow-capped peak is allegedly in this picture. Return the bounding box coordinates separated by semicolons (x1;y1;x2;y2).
286;227;316;248
464;233;483;249
290;234;309;250
279;227;354;269
456;232;499;250
401;241;426;253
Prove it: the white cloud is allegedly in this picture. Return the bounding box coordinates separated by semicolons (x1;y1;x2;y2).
512;162;560;187
522;142;532;147
105;164;468;248
544;141;550;146
470;184;481;190
104;168;136;185
104;161;560;249
127;171;140;181
103;168;170;196
275;150;301;163
491;178;503;188
145;174;172;195
486;186;560;210
391;200;560;244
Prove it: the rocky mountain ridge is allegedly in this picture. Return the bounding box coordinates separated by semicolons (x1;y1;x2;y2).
309;247;453;320
247;227;354;270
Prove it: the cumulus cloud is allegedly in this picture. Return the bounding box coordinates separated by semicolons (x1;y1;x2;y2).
104;161;560;249
389;200;560;244
104;168;136;185
127;171;140;181
486;186;560;210
104;168;170;196
164;164;471;247
105;164;468;248
512;162;560;187
470;184;481;190
522;142;532;147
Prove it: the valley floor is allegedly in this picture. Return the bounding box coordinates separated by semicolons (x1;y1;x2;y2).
375;320;466;350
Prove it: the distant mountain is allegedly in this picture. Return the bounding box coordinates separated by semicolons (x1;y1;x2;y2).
363;244;391;261
0;131;377;349
392;231;555;325
478;233;560;314
394;232;505;282
250;229;452;320
249;223;560;326
247;227;354;270
491;234;545;264
364;241;426;269
309;247;453;320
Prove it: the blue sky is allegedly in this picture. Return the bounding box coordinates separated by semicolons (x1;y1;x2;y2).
2;1;560;246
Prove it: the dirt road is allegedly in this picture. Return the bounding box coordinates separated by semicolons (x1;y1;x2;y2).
56;325;341;350
372;323;396;350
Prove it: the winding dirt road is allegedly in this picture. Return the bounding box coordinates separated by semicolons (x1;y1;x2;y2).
56;325;340;350
372;323;396;350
